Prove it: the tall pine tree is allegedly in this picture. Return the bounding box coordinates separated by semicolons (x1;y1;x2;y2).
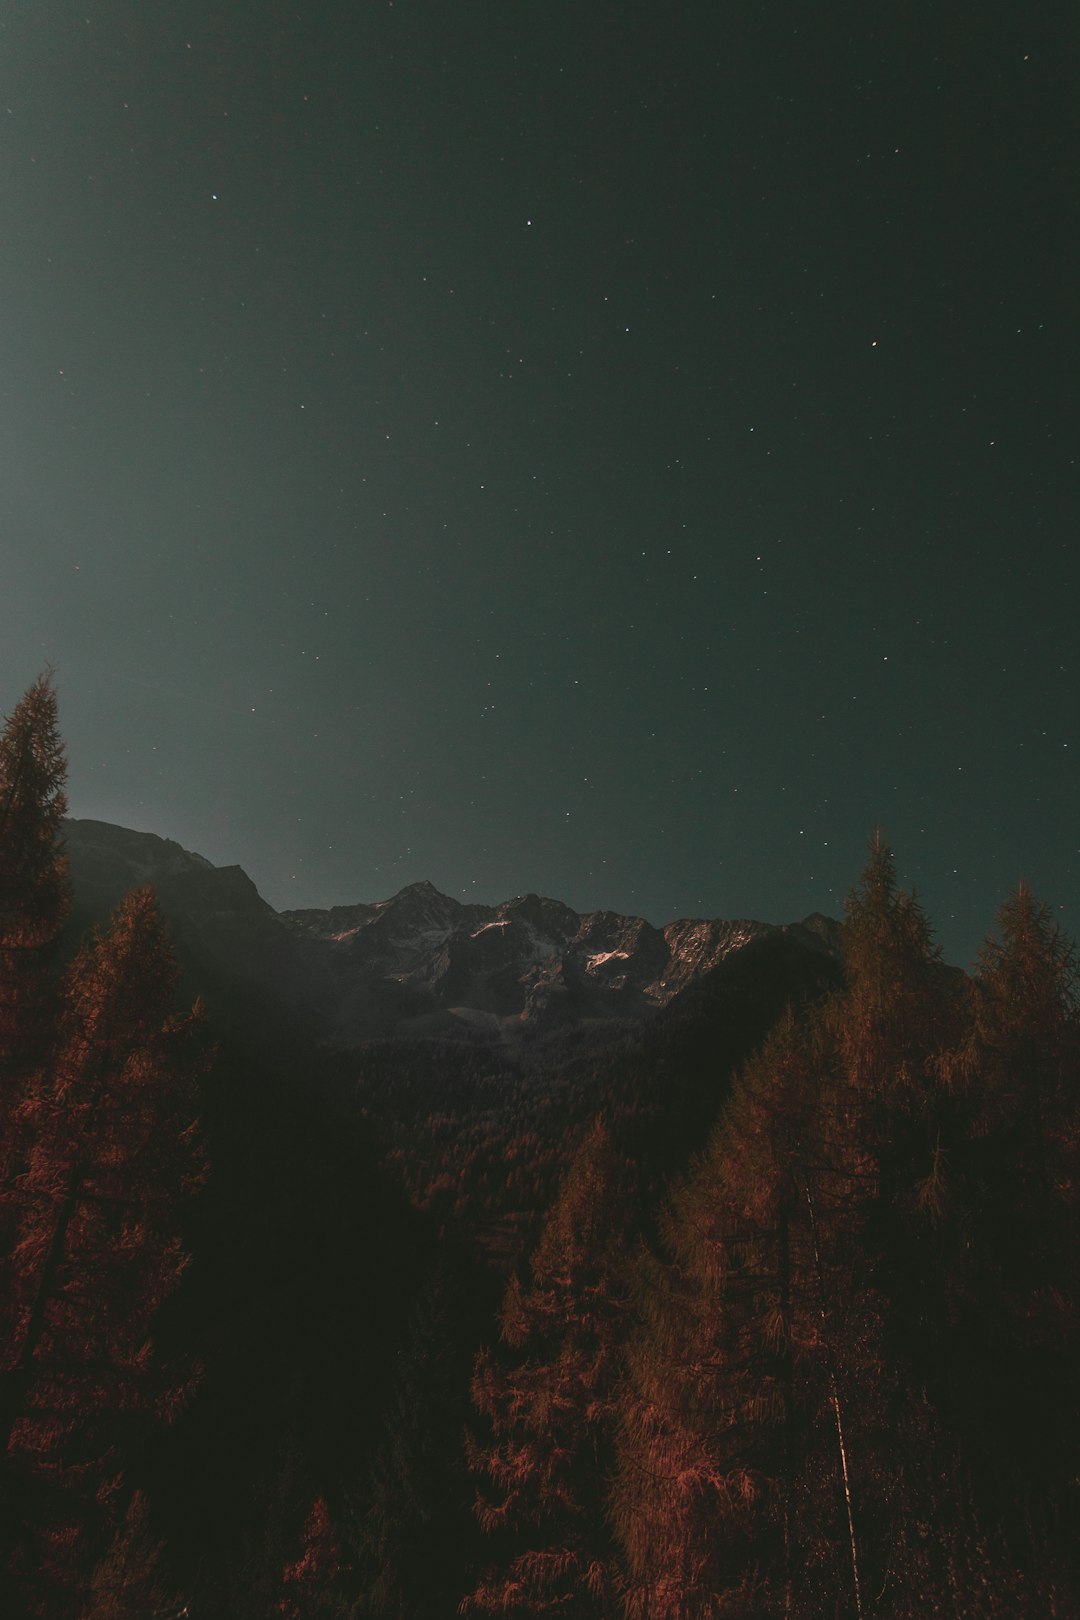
612;840;962;1618
948;887;1079;1505
463;1117;633;1617
612;1007;842;1619
0;673;70;1138
0;886;208;1616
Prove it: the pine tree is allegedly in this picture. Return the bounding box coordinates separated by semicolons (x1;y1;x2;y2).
972;884;1077;1207
611;842;967;1618
279;1496;347;1619
84;1489;184;1620
0;886;208;1615
948;888;1080;1496
831;832;945;1119
0;672;70;1123
463;1118;633;1617
807;838;963;1610
611;1009;840;1619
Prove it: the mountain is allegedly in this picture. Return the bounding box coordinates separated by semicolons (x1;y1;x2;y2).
61;818;843;1044
60;819;331;1049
281;882;843;1038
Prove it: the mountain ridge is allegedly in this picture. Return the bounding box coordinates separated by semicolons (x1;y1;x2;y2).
61;817;844;1043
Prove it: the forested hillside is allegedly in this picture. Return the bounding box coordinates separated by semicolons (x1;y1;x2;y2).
2;676;1076;1617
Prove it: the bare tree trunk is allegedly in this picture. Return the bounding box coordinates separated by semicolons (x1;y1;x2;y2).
778;1202;795;1619
804;1180;864;1620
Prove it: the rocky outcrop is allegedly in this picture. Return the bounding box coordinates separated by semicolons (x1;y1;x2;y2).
61;819;843;1046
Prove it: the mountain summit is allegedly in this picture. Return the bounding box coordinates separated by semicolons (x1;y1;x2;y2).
61;818;842;1043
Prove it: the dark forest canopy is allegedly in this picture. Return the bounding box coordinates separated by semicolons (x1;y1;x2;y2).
1;676;1077;1618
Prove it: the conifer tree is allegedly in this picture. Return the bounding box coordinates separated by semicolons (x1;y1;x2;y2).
803;838;961;1609
612;1009;840;1618
972;884;1077;1206
947;887;1080;1497
0;673;70;1125
826;834;946;1193
279;1496;348;1619
463;1117;633;1617
0;886;208;1615
612;842;965;1618
84;1490;183;1620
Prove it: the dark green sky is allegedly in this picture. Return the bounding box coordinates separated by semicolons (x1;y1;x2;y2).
2;0;1076;965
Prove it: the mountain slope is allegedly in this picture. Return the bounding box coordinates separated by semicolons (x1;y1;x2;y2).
62;818;843;1044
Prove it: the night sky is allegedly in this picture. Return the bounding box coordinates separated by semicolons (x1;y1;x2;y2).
2;1;1076;967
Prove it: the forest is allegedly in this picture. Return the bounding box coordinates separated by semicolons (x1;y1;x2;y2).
1;674;1077;1618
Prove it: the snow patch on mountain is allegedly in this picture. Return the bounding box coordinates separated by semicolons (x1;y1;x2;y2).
61;820;843;1043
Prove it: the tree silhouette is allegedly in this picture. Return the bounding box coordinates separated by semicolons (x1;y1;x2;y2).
611;840;964;1618
612;1008;834;1618
279;1495;347;1619
0;886;208;1615
463;1117;633;1617
84;1489;181;1620
0;672;70;1138
945;887;1080;1503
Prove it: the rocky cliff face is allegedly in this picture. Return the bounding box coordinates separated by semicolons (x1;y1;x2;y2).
61;819;843;1044
278;883;843;1039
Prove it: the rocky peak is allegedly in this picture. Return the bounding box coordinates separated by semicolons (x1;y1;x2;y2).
496;891;580;938
60;820;845;1044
